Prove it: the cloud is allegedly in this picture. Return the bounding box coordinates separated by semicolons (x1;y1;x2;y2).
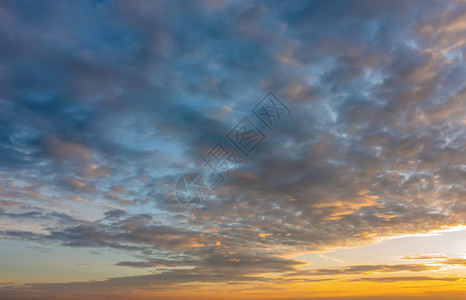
0;0;465;298
401;255;449;260
283;264;438;277
438;258;466;266
347;276;461;283
400;255;466;266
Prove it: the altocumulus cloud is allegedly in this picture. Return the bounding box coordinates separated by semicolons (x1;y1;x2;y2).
0;0;465;298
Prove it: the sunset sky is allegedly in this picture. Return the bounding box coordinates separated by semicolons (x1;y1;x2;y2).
0;1;465;299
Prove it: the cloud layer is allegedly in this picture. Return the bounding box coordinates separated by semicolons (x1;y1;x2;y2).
0;0;465;298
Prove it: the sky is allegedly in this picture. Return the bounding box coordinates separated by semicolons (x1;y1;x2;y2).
0;0;465;299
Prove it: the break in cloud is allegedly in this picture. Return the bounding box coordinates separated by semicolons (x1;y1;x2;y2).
0;0;465;298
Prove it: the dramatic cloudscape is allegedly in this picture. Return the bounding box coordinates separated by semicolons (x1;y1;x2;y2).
0;0;465;299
